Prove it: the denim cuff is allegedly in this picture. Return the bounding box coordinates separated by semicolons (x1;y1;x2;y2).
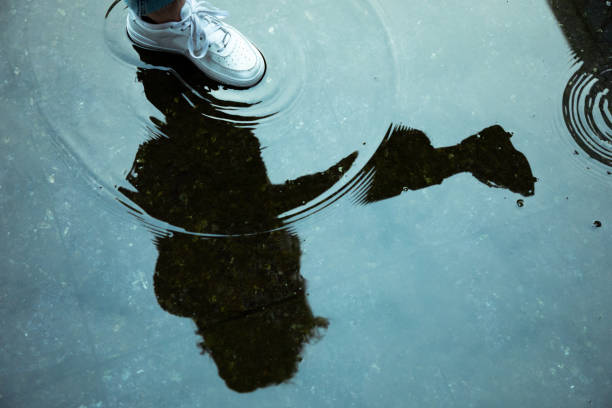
124;0;175;16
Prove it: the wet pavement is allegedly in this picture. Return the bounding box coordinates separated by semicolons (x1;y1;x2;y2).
1;0;611;407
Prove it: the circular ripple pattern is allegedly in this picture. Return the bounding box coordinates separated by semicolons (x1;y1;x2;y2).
563;62;612;167
103;3;307;126
25;0;399;237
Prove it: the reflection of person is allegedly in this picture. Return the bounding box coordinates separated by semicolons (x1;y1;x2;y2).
121;47;357;235
123;0;265;87
122;47;536;394
120;48;356;392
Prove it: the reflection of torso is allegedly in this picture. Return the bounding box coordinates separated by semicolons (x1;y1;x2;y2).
124;115;275;233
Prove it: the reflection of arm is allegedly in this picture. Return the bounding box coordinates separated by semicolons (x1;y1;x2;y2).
268;151;358;214
360;127;449;203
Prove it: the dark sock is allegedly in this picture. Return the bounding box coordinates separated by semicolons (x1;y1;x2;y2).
141;16;157;24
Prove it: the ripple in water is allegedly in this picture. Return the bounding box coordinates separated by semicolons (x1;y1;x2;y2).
103;1;307;126
562;60;612;168
96;0;398;236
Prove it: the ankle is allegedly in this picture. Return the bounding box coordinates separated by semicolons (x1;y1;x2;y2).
145;0;185;23
141;16;157;24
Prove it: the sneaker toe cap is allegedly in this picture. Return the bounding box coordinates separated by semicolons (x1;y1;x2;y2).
205;34;265;87
213;35;258;71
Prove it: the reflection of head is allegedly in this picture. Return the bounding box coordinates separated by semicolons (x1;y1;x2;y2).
154;231;327;393
360;124;536;203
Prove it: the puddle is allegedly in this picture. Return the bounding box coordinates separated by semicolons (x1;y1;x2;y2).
2;0;612;405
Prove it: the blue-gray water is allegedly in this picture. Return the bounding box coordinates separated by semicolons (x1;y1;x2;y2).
1;0;611;407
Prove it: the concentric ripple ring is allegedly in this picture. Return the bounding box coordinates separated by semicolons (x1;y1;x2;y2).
562;62;612;167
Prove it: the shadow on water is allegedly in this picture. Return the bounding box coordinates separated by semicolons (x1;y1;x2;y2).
548;0;612;167
122;47;535;392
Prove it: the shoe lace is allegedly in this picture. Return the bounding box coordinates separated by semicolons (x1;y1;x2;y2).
179;0;230;59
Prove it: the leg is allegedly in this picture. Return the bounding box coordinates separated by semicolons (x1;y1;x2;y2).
124;0;178;19
146;0;186;23
126;0;266;88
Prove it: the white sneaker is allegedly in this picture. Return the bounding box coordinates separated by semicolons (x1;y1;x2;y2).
127;0;265;88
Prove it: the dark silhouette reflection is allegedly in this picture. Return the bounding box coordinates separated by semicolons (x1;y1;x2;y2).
549;0;611;57
124;47;535;393
360;124;535;203
120;51;357;235
154;231;328;393
121;48;354;393
548;0;612;166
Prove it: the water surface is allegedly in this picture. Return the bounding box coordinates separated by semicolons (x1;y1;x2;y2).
1;0;611;407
